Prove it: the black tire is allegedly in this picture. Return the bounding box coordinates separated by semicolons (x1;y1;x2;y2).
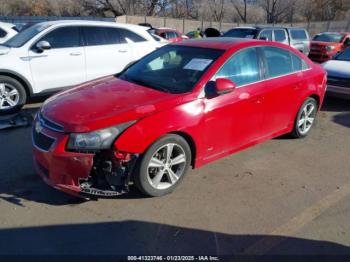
0;76;27;115
133;134;192;197
290;97;318;138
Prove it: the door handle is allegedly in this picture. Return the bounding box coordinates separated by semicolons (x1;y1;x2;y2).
70;52;82;56
118;49;128;53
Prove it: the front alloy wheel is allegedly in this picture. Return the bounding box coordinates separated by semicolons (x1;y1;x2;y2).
134;134;191;197
0;76;27;115
147;143;187;190
0;83;20;110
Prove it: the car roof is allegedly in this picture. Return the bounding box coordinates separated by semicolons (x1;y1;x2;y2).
315;31;350;35
174;37;261;50
231;26;306;30
156;28;180;33
35;20;149;31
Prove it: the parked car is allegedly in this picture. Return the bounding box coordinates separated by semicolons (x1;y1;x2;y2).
154;28;184;42
223;26;310;55
32;38;326;198
0;22;18;44
204;28;222;37
0;20;161;114
147;30;169;46
322;46;350;98
309;32;350;63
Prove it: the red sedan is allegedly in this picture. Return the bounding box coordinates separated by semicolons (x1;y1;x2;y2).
155;28;184;43
32;38;326;198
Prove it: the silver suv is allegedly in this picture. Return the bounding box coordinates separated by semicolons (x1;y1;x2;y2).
223;26;310;55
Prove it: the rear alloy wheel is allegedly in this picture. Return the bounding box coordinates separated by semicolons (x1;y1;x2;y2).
134;134;191;197
291;97;318;138
0;76;26;115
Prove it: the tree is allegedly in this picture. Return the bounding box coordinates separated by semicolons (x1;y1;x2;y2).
231;0;248;23
259;0;293;23
208;0;225;22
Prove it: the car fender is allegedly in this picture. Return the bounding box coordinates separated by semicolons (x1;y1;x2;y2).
114;99;206;165
0;69;34;95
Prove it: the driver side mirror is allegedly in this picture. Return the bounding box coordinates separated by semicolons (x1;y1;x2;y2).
36;41;51;52
215;78;236;95
259;36;268;41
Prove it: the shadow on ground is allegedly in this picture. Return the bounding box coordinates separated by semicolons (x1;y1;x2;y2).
0;220;349;257
321;96;350;128
333;113;350;128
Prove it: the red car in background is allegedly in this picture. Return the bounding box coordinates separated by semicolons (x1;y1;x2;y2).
32;38;326;198
309;32;350;63
154;28;184;42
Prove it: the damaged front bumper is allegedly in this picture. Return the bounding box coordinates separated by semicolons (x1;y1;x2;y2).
32;118;138;198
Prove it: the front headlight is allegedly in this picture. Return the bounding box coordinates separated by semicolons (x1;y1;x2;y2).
326;46;335;52
67;121;135;151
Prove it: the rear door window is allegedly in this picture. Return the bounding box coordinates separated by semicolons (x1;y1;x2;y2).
38;26;82;49
274;29;287;42
290;29;308;40
83;26;122;46
262;46;293;78
167;31;177;39
215;47;261;87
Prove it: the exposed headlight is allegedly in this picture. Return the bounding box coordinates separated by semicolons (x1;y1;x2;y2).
326;46;335;52
67;121;135;151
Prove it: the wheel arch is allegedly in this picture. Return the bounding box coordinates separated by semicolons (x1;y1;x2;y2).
309;94;320;109
0;70;33;98
169;131;197;168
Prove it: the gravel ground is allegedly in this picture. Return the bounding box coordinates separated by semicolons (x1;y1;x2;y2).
0;96;349;256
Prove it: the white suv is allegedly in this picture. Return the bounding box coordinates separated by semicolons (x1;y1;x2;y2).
0;20;162;114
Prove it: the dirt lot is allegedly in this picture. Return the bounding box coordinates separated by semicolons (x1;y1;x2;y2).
0;96;350;256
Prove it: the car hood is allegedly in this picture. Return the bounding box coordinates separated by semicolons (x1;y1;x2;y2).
311;41;341;47
41;76;184;133
322;60;350;78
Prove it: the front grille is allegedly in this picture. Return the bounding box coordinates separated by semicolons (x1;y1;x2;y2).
32;129;55;151
327;76;350;88
38;113;64;132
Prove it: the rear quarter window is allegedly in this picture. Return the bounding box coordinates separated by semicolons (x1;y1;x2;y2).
291;53;309;71
290;29;308;40
83;26;122;46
